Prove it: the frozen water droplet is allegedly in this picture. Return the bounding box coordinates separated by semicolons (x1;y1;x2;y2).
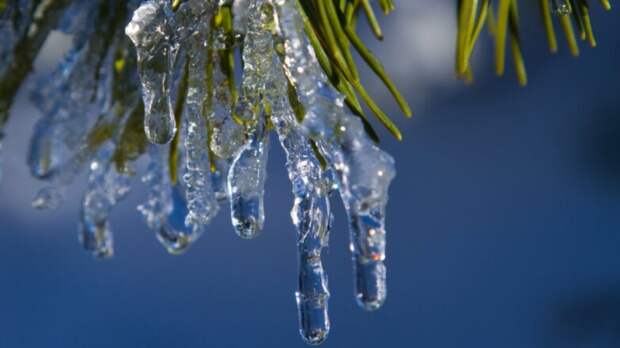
79;216;114;259
553;0;572;16
32;186;64;210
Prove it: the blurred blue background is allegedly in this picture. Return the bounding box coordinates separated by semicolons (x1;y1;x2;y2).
1;2;619;347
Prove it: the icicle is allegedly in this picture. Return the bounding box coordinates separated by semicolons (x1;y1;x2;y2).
226;0;274;239
227;121;269;239
125;0;176;145
126;0;217;145
79;144;131;259
139;145;203;254
269;68;332;344
293;191;332;345
181;19;219;228
274;0;396;311
134;0;219;252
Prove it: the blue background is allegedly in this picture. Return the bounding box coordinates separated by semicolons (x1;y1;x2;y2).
1;2;619;347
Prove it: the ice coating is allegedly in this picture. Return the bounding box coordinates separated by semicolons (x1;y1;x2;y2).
79;144;131;259
268;56;332;344
226;0;273;239
0;0;72;130
274;0;395;311
29;1;111;179
29;1;128;209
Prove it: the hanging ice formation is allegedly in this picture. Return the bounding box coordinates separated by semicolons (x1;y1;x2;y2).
0;0;399;345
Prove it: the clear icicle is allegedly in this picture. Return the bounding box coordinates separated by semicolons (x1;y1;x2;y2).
79;144;131;259
226;0;273;239
269;65;332;344
293;190;332;345
227;122;269;239
126;0;217;145
125;0;176;145
274;0;396;311
139;145;204;254
180;16;219;228
134;0;219;252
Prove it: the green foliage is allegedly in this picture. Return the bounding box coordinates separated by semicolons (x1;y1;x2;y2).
456;0;612;86
298;0;411;141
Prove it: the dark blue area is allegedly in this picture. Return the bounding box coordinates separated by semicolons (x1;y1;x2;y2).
1;5;619;348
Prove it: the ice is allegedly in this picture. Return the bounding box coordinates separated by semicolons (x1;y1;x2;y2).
269;63;332;344
126;0;217;145
182;51;220;227
226;0;274;239
125;0;176;144
1;0;401;343
227;120;269;239
274;0;396;311
79;144;131;259
139;145;204;254
29;3;129;208
0;0;72;130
